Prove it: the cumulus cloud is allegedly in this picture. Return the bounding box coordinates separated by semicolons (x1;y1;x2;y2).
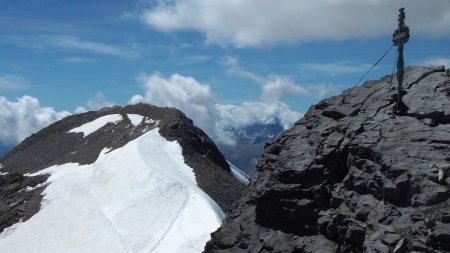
142;0;450;47
260;75;309;102
133;73;215;127
309;83;340;98
0;96;70;145
215;102;302;130
0;74;31;90
75;92;116;113
224;56;309;101
129;72;303;145
224;56;334;101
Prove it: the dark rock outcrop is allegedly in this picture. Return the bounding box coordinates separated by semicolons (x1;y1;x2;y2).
205;66;450;252
0;103;244;233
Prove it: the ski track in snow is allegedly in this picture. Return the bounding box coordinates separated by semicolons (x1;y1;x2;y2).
0;127;224;253
147;185;189;252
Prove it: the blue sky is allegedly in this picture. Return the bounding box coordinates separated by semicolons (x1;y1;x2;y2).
1;0;449;146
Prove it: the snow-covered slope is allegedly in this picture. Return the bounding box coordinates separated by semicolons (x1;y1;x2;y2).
0;104;244;253
68;114;123;137
0;128;222;252
228;162;250;185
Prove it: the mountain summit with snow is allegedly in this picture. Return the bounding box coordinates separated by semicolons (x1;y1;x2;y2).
0;103;244;253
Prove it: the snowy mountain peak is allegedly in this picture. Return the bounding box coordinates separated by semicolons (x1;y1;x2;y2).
0;103;244;252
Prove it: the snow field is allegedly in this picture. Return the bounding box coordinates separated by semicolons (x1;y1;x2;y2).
0;127;224;253
68;114;122;137
127;114;144;126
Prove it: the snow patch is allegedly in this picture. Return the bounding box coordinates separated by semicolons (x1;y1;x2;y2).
26;182;48;192
68;114;123;137
127;114;144;126
0;128;223;253
0;164;7;176
145;117;159;125
228;161;250;185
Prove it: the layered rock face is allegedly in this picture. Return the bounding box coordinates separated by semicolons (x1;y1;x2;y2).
0;104;244;234
206;67;450;253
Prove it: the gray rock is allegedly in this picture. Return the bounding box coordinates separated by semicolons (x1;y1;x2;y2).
393;238;407;253
310;234;337;253
205;67;450;252
346;224;366;247
380;232;401;247
429;223;450;250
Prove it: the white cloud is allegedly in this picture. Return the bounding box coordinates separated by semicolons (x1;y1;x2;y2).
131;72;216;136
86;92;115;110
215;102;302;130
74;107;88;114
0;74;31;90
0;96;71;145
300;61;371;76
63;57;97;63
75;92;116;113
422;57;450;68
260;75;309;102
176;55;211;65
143;0;450;47
129;72;303;145
50;35;134;57
224;56;333;101
1;35;139;59
310;83;340;98
224;56;261;82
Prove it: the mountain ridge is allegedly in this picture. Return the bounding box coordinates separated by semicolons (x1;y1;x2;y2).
206;66;450;252
0;103;244;247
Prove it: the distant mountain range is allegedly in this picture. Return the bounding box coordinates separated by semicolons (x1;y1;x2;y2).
217;119;284;175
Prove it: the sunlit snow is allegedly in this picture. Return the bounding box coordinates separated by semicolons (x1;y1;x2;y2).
127;114;144;126
0;128;224;253
0;162;6;175
68;114;123;137
228;162;250;185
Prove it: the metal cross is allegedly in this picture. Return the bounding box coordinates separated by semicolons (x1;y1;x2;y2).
393;8;410;115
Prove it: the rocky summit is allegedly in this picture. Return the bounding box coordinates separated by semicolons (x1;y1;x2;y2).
205;66;450;253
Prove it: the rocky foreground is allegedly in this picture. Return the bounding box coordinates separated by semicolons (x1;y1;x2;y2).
206;66;450;253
